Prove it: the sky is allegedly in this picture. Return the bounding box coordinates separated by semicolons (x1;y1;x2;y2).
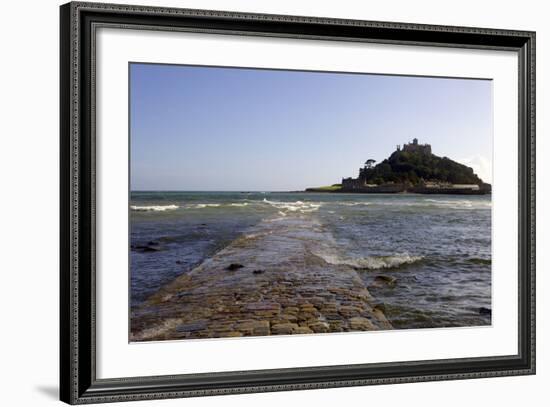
130;63;493;191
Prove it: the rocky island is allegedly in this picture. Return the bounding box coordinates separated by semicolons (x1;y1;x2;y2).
306;139;491;194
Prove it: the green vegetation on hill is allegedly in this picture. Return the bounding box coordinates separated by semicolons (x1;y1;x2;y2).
364;150;483;185
305;184;342;192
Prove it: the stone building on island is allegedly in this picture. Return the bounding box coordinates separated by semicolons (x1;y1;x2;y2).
339;139;490;195
399;137;431;155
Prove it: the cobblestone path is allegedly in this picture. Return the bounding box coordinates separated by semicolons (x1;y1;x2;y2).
130;214;392;341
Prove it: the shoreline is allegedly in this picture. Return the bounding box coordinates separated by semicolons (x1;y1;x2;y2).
285;189;492;195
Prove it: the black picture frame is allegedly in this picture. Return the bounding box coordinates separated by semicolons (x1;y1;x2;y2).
60;2;536;404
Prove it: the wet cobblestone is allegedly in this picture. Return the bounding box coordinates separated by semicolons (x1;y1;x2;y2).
130;215;392;341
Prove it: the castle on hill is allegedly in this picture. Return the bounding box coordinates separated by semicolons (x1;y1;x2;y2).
342;138;433;190
398;138;431;155
336;138;490;194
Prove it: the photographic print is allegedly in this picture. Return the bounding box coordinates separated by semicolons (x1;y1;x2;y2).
60;5;535;402
129;63;493;342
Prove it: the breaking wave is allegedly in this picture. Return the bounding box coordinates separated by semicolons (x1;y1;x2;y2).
193;203;221;208
262;198;321;213
339;202;371;207
130;204;179;212
315;251;424;270
131;202;254;212
422;199;491;209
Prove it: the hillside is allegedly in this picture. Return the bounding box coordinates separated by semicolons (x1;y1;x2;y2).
362;149;483;186
306;139;491;194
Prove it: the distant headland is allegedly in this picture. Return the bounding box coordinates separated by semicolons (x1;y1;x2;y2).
306;139;491;195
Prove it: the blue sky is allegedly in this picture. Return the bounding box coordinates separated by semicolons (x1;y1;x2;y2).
130;63;492;191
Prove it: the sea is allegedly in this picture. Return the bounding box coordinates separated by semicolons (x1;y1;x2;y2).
130;191;492;329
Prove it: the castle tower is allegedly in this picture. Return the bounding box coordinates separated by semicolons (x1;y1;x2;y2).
413;138;418;145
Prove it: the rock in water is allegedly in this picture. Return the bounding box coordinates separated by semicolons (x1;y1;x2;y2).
133;244;162;253
375;275;397;285
369;275;397;289
226;263;244;270
479;307;492;315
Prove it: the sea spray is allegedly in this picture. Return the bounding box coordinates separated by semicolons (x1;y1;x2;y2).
130;204;179;212
313;250;424;270
262;198;321;214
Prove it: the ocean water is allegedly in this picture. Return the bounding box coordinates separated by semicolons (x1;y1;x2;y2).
130;191;491;329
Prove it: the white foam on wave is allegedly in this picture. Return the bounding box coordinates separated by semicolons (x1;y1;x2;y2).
315;251;424;270
262;198;321;214
131;202;253;211
193;203;221;209
339;202;371;207
130;204;179;212
361;198;490;210
191;202;251;209
422;199;490;209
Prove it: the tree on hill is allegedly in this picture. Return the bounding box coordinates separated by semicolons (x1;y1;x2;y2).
364;159;376;169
